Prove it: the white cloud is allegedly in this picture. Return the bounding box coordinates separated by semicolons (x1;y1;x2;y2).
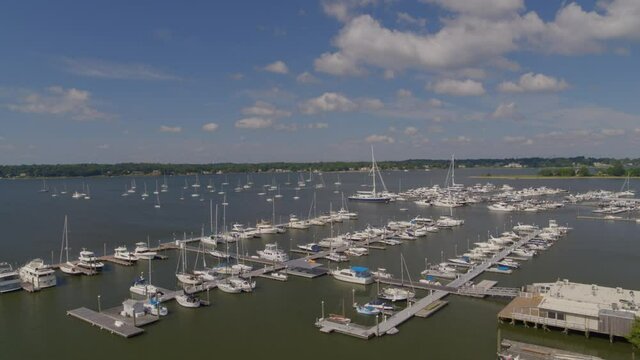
427;98;443;107
321;0;377;22
230;73;245;80
159;125;182;133
422;0;525;18
365;134;395;144
263;60;289;74
235;117;273;129
308;122;329;129
404;126;419;136
397;12;426;27
202;123;219;132
359;98;384;111
62;57;181;80
396;89;413;98
300;92;358;114
498;72;568;92
314;51;365;76
444;135;471;143
431;79;485;96
97;144;110;149
316;1;640;77
491;102;519;119
241;101;291;118
6;86;109;120
296;71;319;83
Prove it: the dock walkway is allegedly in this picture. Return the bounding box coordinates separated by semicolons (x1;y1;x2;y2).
316;230;540;338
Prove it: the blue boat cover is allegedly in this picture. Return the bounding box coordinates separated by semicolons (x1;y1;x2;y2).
351;266;369;272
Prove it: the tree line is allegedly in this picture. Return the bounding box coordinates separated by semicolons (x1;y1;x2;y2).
0;157;638;178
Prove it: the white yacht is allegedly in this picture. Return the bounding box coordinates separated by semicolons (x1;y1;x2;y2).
76;250;104;271
330;266;373;285
133;242;157;260
0;263;22;293
176;292;201;308
114;246;138;262
325;252;349;262
348;146;391;203
19;259;57;290
379;287;415;302
129;273;159;296
257;243;289;262
488;202;516;212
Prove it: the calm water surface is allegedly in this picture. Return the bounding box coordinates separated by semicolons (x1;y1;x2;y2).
0;169;637;359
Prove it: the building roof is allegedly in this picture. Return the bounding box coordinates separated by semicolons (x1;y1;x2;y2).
533;280;639;318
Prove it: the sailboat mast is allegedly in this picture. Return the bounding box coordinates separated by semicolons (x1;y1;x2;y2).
371;146;376;195
210;200;214;234
451;154;455;187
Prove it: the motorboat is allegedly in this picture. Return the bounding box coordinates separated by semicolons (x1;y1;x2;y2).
0;263;23;293
297;243;321;252
19;259;57;290
228;277;256;292
330;266;373;285
77;250;104;270
379;287;415;302
129;273;160;296
324;252;349;262
257;243;289;262
355;304;380;315
216;279;243;293
371;268;393;279
114;246;138;262
176;292;201;308
133;242;157;260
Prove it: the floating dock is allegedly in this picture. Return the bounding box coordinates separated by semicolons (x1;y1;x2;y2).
67;307;152;338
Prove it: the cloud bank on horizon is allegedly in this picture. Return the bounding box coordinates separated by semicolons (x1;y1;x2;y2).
0;0;639;163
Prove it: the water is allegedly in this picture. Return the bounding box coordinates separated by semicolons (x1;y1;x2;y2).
0;169;637;359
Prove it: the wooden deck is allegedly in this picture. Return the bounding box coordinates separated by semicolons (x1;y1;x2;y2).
317;230;541;339
67;307;146;338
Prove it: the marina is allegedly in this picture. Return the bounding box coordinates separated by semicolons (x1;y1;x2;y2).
1;170;638;359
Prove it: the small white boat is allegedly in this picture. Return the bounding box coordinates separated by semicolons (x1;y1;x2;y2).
176;292;201;308
330;266;373;285
77;249;104;271
114;246;138;262
257;243;289;262
379;287;414;302
133;242;157;260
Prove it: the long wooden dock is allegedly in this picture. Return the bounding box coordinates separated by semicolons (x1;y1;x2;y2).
316;230;540;338
67;307;146;338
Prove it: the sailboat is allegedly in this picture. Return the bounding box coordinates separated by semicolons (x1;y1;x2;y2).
348;146;391;203
154;193;161;208
175;239;202;285
39;179;49;193
83;185;91;200
128;179;136;193
141;183;149;199
58;216;83;275
61;182;68;195
153;180;159;195
161;175;169;192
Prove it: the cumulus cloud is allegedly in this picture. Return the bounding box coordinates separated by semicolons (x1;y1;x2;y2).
601;128;625;136
159;125;182;133
300;92;358;114
321;0;377;22
396;89;413;98
498;72;568;92
365;134;395;144
242;101;291;118
235;117;273;129
202;123;219;132
397;12;426;27
316;1;640;76
308;122;329;129
263;60;289;74
296;71;319;83
491;102;521;119
431;79;485;96
62;57;181;81
5;86;110;120
427;98;443;107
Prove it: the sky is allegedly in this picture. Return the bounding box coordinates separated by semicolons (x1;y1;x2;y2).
1;0;640;164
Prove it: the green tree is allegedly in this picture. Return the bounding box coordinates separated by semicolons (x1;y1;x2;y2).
576;166;590;177
606;161;626;176
626;317;640;349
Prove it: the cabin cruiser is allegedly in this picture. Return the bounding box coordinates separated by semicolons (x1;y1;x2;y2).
325;252;349;262
297;243;321;252
257;243;289;262
77;250;104;270
19;259;57;290
345;246;368;257
133;242;157;260
228;277;256;292
114;246;139;262
176;292;201;308
213;263;252;275
129;273;160;296
487;202;516;212
330;266;373;285
216;279;243;293
421;262;458;279
364;299;394;311
288;215;311;229
379;287;415;302
0;263;23;293
371;268;393;279
436;216;464;228
255;220;282;234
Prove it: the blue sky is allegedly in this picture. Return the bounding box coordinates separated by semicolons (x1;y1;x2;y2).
1;0;640;164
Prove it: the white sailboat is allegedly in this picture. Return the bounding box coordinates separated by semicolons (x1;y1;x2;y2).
175;241;202;285
58;215;83;275
348;146;391;203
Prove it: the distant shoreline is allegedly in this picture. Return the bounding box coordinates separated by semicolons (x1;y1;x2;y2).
471;175;639;180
